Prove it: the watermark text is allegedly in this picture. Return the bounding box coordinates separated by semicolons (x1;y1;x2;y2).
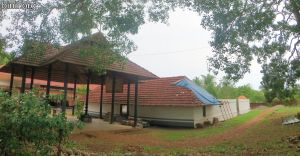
1;1;37;10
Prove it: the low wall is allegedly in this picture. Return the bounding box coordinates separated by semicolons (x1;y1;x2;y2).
138;105;194;127
238;99;251;114
250;103;267;109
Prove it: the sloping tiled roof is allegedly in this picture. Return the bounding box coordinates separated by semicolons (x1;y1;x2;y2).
107;60;158;79
88;76;204;107
12;43;61;66
0;32;158;80
48;44;157;79
48;33;157;79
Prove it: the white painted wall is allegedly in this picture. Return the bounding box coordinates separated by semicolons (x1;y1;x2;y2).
219;99;239;120
88;102;194;120
238;99;251;114
137;105;194;120
193;99;251;127
88;98;251;128
193;105;219;125
88;103;122;115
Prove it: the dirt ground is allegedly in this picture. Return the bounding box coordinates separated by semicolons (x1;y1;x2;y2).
175;106;276;146
70;107;279;155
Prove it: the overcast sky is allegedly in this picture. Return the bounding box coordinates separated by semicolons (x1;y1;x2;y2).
128;9;263;90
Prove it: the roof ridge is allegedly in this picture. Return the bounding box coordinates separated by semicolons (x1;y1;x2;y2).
40;44;73;66
126;59;158;78
40;32;106;66
150;76;188;80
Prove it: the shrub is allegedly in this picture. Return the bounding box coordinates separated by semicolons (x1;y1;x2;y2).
272;97;282;105
74;98;85;118
296;112;300;119
283;98;298;106
0;91;78;155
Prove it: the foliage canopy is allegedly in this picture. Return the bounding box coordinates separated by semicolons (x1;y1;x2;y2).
0;39;10;64
0;0;299;96
189;0;300;100
193;74;265;103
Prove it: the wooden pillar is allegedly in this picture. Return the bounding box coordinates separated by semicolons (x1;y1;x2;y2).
134;78;139;127
110;75;116;124
9;64;15;96
99;77;104;119
73;77;77;100
30;67;35;90
126;80;131;118
85;71;91;115
71;77;77;116
20;65;27;93
46;64;52;98
62;63;69;112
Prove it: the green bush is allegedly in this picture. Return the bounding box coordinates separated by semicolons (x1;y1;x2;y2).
74;98;85;118
0;91;78;155
296;112;300;119
272;97;281;105
283;98;298;106
48;91;64;103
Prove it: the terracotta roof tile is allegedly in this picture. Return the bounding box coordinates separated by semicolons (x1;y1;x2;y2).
13;44;60;66
88;76;203;107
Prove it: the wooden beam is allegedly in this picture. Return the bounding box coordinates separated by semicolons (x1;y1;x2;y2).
30;67;35;90
62;63;69;112
134;78;139;127
9;64;15;97
20;65;27;94
84;71;91;115
126;80;131;118
99;77;104;119
110;75;116;124
46;64;52;98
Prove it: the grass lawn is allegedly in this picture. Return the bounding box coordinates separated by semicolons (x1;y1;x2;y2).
71;105;300;155
193;105;300;155
148;109;262;141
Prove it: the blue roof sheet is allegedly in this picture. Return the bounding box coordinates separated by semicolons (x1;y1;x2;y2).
175;78;220;105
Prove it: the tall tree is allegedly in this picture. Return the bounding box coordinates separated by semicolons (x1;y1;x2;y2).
190;0;300;99
217;76;238;99
0;39;10;64
236;84;265;103
261;54;299;102
193;75;265;102
193;74;218;97
1;0;148;72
